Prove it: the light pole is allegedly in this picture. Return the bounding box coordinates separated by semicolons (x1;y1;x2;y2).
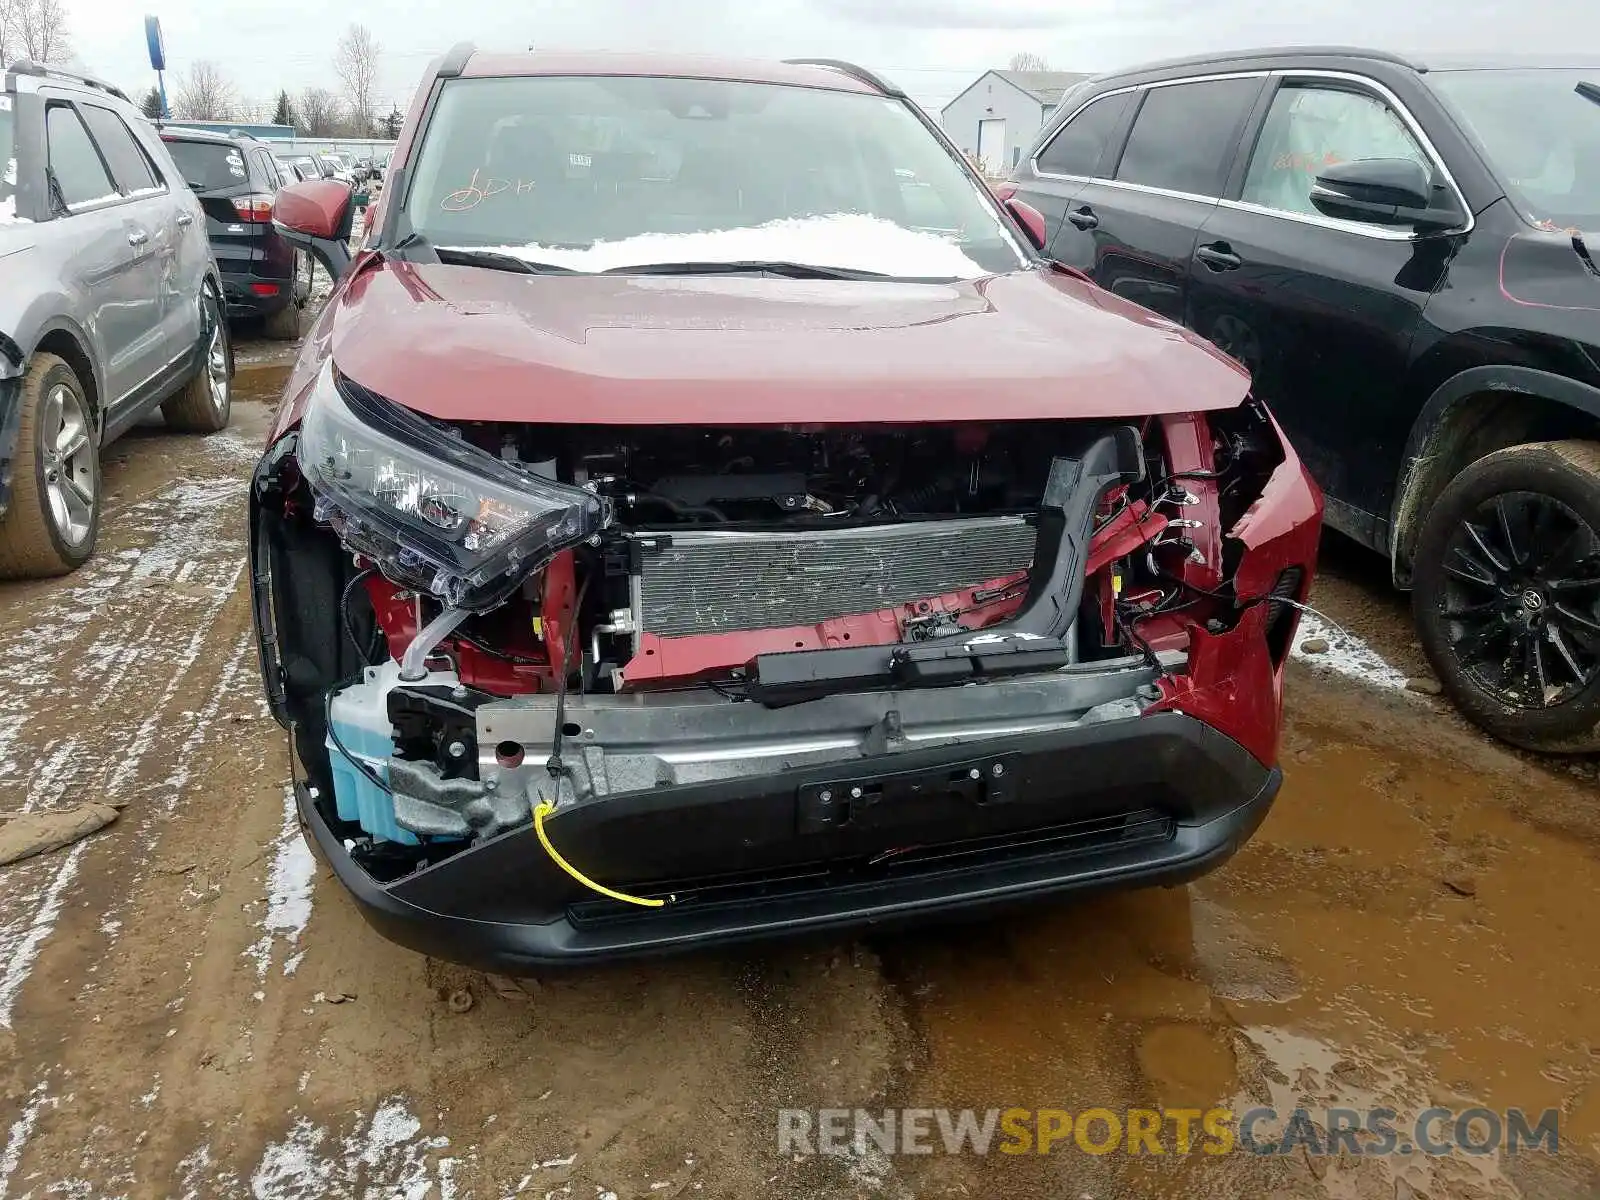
144;15;169;119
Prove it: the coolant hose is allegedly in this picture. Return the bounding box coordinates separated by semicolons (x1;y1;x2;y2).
532;802;670;908
398;606;470;680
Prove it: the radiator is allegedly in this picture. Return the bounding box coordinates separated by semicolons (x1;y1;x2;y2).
635;517;1036;638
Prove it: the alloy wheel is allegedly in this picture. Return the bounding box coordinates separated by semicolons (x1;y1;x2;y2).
205;295;230;414
1439;490;1600;708
40;383;96;548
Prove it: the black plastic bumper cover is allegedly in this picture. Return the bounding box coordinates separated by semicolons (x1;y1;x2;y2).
296;711;1280;971
219;270;293;316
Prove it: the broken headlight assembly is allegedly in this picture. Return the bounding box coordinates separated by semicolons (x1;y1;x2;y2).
297;362;610;610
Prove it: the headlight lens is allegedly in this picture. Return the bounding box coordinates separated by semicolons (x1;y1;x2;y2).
297;361;608;610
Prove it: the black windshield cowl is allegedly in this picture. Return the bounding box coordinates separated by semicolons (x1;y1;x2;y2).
432;246;580;275
389;234;580;276
602;260;901;281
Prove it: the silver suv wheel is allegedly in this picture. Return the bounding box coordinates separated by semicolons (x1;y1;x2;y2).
40;382;96;548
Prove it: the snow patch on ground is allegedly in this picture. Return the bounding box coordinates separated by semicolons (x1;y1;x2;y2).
243;787;316;980
0;844;87;1028
250;1097;452;1199
155;632;257;806
204;428;272;466
452;213;989;280
0;716;21;782
0;1079;56;1198
1290;611;1409;692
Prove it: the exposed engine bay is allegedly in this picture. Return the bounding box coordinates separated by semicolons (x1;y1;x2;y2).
253;396;1300;877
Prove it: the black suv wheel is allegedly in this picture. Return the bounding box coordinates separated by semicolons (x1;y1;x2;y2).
1413;441;1600;752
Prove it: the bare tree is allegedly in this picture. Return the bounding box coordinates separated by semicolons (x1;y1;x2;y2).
297;87;343;137
333;23;380;137
173;61;236;121
236;96;274;123
1008;51;1049;72
4;0;71;63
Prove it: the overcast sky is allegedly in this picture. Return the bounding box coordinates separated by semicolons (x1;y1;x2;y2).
63;0;1592;118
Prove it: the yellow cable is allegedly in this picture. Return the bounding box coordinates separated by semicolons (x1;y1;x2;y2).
532;802;669;908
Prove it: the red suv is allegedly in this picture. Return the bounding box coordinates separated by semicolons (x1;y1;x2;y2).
252;47;1322;969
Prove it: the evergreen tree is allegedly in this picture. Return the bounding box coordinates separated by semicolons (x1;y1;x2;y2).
272;89;295;130
380;105;404;139
140;86;163;120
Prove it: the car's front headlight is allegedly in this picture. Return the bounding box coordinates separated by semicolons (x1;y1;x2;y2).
297;361;608;610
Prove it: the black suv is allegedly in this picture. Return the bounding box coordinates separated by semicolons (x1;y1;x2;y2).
159;127;314;339
1008;48;1600;751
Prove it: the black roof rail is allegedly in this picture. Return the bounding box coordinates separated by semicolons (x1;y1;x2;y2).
6;59;131;101
437;42;476;79
1097;45;1428;81
783;58;904;98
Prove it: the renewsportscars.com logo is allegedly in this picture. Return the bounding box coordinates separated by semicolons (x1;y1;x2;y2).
777;1106;1561;1158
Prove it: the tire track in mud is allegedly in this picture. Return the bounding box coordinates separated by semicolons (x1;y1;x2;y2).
0;472;250;1028
0;430;266;1195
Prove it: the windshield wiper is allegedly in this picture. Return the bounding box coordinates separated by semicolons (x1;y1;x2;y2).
431;246;578;275
1577;81;1600;107
602;260;895;281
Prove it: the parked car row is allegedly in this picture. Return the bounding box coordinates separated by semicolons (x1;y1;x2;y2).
275;150;387;186
1004;47;1600;751
3;46;1593;981
160;128;315;340
0;60;388;583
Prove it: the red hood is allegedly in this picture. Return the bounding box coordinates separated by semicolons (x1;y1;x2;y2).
303;259;1249;427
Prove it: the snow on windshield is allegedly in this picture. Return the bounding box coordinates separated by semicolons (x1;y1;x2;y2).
449;212;989;279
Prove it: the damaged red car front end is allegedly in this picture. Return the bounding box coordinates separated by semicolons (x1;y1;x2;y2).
251;50;1321;969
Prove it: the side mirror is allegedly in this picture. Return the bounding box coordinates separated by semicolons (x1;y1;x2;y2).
1004;197;1049;252
273;180;354;280
1311;158;1463;230
992;185;1049;252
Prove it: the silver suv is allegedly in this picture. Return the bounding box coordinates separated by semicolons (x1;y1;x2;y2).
0;62;231;579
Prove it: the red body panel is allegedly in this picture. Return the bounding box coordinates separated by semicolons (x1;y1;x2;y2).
270;259;1248;440
1157;411;1225;593
1151;426;1324;766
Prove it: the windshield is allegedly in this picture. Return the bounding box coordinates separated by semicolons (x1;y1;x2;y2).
1;98;18;223
1431;68;1600;229
401;75;1022;279
164;139;250;192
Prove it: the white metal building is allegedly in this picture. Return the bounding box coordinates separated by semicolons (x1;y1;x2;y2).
940;70;1091;177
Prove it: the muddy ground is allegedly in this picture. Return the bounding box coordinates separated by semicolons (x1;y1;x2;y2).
1;360;1598;1200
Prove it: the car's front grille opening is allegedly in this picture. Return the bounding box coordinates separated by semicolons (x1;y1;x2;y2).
1265;566;1306;666
566;806;1175;926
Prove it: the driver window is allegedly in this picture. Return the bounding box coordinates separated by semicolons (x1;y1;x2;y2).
1241;84;1430;219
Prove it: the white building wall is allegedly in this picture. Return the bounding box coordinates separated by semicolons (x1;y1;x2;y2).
940;74;1045;177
